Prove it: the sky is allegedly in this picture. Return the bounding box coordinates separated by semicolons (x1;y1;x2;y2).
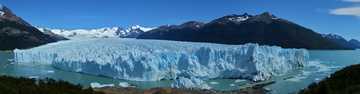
0;0;359;40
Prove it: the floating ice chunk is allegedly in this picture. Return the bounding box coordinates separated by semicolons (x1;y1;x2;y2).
14;38;309;81
210;81;219;84
264;87;271;90
229;84;235;86
119;82;136;87
29;76;39;79
285;76;306;82
90;82;114;88
235;79;246;83
284;70;310;82
7;59;14;62
44;71;55;74
308;61;341;72
170;77;212;90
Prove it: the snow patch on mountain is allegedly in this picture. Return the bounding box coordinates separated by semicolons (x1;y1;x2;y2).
322;33;343;39
14;38;309;81
0;11;4;16
228;15;249;22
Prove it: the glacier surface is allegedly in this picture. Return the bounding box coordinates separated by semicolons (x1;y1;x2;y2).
14;38;309;81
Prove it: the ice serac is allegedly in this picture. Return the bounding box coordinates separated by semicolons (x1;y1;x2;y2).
170;77;211;90
14;38;309;81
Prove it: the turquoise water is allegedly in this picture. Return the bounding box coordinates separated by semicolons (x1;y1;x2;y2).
0;50;359;93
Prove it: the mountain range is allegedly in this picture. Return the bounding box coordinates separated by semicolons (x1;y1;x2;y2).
137;12;353;50
37;25;155;38
0;6;358;50
0;6;55;50
349;39;360;48
321;33;360;49
0;5;155;50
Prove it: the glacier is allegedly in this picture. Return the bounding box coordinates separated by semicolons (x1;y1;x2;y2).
14;38;309;81
170;77;212;90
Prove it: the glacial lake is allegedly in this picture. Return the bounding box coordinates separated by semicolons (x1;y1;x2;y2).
0;50;359;94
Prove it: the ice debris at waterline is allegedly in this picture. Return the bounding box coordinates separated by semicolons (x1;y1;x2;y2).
119;82;136;87
235;79;247;83
90;82;114;88
14;38;309;81
170;77;212;90
210;81;219;84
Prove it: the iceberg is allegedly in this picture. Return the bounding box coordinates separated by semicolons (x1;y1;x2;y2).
119;82;136;87
14;38;309;81
210;81;219;84
170;77;212;90
43;70;55;74
29;76;39;79
235;79;246;83
90;82;114;88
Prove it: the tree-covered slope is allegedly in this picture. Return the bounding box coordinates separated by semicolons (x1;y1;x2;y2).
299;64;360;94
0;76;104;94
138;12;352;50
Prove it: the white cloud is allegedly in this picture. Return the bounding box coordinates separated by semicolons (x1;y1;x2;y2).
342;0;360;2
330;6;360;18
330;0;360;17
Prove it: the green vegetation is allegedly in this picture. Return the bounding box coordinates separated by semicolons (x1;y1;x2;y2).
0;75;104;94
299;64;360;94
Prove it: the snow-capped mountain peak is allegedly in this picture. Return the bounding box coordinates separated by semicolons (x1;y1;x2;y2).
36;25;156;39
121;25;156;38
324;33;343;39
34;26;68;41
130;25;156;32
131;25;141;29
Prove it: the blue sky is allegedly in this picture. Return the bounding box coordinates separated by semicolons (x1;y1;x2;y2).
1;0;359;40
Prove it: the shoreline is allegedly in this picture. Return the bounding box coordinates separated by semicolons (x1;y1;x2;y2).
0;50;13;52
88;81;276;94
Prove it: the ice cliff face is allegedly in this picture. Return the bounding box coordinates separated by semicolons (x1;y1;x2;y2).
14;38;309;81
170;77;211;90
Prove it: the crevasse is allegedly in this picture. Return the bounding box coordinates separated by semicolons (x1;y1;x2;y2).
14;38;309;81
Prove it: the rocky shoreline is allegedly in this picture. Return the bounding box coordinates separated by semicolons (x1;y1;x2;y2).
89;81;276;94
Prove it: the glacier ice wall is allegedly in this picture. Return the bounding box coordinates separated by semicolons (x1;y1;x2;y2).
14;38;309;81
170;77;211;90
